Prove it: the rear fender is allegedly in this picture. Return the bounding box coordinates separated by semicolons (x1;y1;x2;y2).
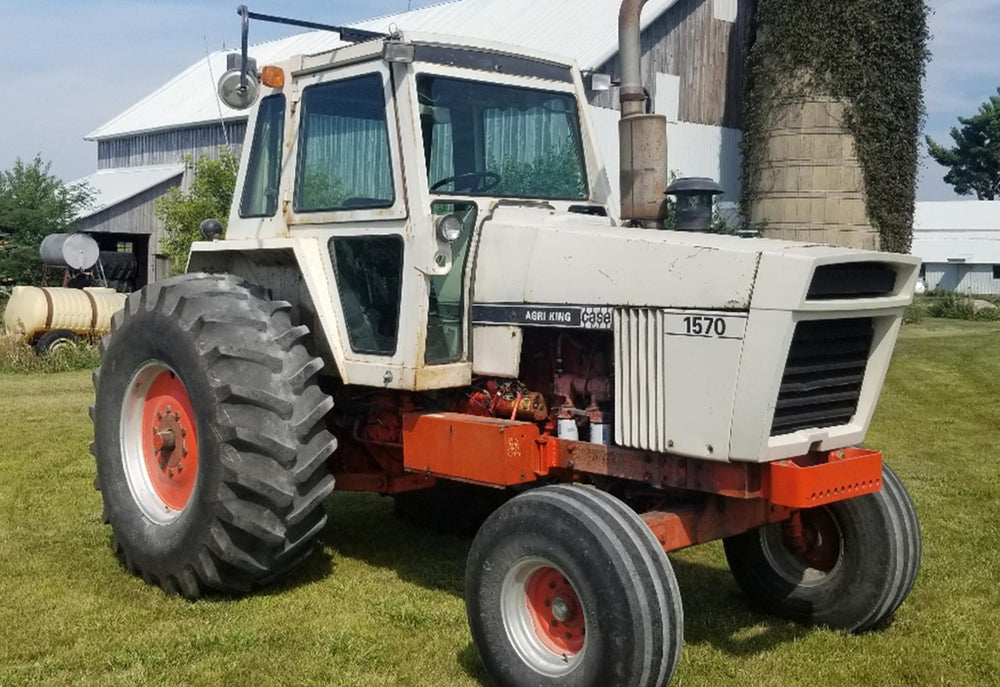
187;239;347;379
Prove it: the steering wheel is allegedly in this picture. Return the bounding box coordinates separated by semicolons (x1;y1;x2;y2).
430;171;501;194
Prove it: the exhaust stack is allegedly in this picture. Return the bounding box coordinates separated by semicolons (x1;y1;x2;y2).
618;0;669;223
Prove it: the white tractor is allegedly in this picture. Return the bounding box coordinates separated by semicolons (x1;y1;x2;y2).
91;3;921;685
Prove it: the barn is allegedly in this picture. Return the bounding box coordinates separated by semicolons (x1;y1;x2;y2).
73;0;752;286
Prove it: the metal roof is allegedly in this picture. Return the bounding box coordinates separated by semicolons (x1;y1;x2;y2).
73;165;185;220
912;200;1000;264
87;0;681;140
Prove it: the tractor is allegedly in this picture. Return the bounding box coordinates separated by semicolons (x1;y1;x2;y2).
90;3;921;685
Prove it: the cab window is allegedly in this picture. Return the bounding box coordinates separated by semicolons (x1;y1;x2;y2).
418;75;587;199
239;94;285;217
329;235;403;355
295;74;394;212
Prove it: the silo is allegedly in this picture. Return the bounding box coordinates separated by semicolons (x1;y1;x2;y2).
750;95;878;250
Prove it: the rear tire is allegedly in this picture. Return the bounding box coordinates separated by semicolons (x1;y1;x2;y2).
723;464;920;632
35;328;80;355
465;484;683;687
92;273;337;597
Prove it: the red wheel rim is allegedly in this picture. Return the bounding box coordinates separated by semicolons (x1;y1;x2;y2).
524;566;586;655
138;370;198;510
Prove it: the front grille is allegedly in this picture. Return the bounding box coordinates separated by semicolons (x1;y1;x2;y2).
771;318;874;436
807;262;897;300
614;308;668;452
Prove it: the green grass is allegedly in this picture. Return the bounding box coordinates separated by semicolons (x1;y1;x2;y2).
0;332;101;373
1;318;999;686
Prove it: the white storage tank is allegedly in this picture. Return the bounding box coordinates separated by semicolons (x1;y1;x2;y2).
3;286;126;348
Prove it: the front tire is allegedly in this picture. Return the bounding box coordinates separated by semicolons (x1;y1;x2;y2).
723;464;921;632
465;485;683;687
92;274;336;597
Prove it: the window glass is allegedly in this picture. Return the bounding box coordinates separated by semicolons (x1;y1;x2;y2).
426;201;477;364
239;94;285;217
296;74;394;212
418;75;587;199
993;265;1000;280
329;235;403;355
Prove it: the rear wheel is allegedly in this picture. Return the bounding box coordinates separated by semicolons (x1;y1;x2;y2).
92;273;337;597
724;464;920;632
465;484;683;687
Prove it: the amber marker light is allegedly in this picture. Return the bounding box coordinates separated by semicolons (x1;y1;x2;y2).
261;66;285;89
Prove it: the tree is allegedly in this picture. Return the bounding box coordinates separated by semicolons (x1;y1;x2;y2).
155;151;238;273
926;88;1000;200
0;155;93;285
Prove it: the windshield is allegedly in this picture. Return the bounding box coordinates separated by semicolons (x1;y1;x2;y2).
417;75;588;200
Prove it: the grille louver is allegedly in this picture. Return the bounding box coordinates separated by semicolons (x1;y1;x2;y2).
807;262;897;300
614;308;667;452
771;318;874;436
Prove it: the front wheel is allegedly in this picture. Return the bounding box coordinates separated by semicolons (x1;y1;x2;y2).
92;274;337;597
465;485;683;687
724;464;921;632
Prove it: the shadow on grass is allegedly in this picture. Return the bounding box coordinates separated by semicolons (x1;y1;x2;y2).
670;557;808;656
311;490;809;673
316;491;472;597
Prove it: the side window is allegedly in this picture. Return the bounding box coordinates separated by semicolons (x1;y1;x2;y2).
239;94;285;218
296;74;394;212
426;201;477;364
330;236;403;355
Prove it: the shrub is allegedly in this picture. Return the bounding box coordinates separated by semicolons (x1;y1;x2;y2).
973;306;1000;322
902;303;924;324
927;292;975;319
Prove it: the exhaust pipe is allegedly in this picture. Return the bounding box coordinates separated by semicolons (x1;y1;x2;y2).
618;0;669;223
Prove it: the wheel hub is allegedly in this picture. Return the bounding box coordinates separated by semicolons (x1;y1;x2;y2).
781;508;842;574
524;566;586;655
121;363;200;520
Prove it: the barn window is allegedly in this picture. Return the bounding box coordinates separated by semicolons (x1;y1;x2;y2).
993;265;1000;279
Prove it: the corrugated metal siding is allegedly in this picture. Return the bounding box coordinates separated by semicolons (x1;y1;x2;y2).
97;123;246;169
588;0;752;128
924;263;1000;295
588;104;742;204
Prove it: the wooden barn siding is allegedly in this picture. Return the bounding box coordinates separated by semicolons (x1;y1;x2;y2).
97;122;246;169
74;176;182;237
588;0;752;128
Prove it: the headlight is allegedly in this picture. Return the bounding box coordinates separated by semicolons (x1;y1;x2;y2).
435;213;463;243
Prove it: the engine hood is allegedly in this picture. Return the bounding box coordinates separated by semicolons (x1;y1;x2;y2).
471;204;919;312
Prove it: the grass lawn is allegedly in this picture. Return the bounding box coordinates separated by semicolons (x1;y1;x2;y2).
1;318;998;686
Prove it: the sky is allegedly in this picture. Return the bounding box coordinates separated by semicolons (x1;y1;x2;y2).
0;0;996;201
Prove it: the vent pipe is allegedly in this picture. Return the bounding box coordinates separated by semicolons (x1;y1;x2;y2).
618;0;669;223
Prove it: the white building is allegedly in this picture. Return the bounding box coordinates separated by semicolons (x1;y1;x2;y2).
912;200;1000;294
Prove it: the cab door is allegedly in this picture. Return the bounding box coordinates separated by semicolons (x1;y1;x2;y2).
284;59;429;389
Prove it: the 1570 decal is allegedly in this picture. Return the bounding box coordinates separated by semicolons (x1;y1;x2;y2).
666;312;746;339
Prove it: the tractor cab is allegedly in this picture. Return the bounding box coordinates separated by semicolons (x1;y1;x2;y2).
193;30;614;391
